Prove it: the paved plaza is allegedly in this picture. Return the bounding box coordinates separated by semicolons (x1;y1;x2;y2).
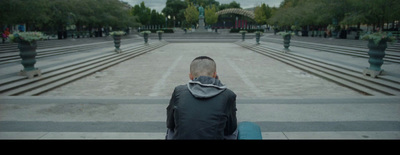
2;0;399;140
42;42;362;97
0;33;399;139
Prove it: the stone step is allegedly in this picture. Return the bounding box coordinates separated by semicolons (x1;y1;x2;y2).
261;37;400;63
0;35;140;53
0;44;146;91
265;34;400;52
255;43;400;94
236;41;400;96
1;96;399;139
2;131;400;139
0;38;144;65
0;41;168;96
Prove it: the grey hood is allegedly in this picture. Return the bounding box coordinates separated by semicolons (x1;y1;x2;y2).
187;76;227;98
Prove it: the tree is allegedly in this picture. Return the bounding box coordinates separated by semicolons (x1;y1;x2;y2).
218;1;241;10
270;0;400;31
132;2;165;28
0;0;52;31
254;3;271;25
185;0;220;7
269;0;350;27
347;0;400;30
0;0;139;35
132;2;151;26
163;0;187;27
184;3;199;26
150;9;165;26
150;9;159;25
205;4;218;25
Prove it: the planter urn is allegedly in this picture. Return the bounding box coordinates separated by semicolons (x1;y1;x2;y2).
144;33;149;43
18;41;41;78
241;32;246;41
363;40;387;78
157;32;162;40
113;35;122;53
282;35;291;53
283;35;291;49
255;33;261;44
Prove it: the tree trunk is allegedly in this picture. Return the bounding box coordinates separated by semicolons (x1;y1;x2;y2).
57;23;63;39
392;20;395;29
88;25;93;37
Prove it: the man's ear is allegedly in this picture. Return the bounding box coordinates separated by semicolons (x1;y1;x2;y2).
189;73;194;80
212;72;217;78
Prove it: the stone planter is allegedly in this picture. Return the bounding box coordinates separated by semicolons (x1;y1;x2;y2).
282;35;291;53
143;33;149;43
18;41;41;78
283;35;291;49
363;40;387;78
113;35;122;53
241;32;246;41
157;32;162;40
255;33;261;44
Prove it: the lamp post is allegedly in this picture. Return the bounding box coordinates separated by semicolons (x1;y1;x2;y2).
173;16;176;28
168;15;171;28
236;16;238;29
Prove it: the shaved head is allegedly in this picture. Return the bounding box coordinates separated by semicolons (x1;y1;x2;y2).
190;56;216;78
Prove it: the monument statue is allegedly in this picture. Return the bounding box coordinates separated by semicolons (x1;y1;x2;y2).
195;5;208;32
198;6;204;17
197;6;206;31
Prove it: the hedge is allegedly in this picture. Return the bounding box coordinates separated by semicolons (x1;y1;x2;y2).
230;29;265;33
140;28;174;33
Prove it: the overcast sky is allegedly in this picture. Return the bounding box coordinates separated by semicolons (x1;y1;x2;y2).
122;0;283;12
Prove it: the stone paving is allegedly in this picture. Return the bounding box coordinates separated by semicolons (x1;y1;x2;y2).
2;34;399;140
42;43;362;97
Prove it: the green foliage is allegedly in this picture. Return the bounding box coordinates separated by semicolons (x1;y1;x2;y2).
160;28;174;33
218;1;241;10
140;31;152;34
270;0;400;29
184;3;199;25
162;0;188;27
140;29;174;33
229;29;264;33
132;2;151;25
9;32;47;43
340;0;400;28
277;31;295;38
269;0;326;27
0;0;139;31
205;5;218;25
0;0;51;28
327;24;339;31
109;31;126;36
254;3;271;25
361;31;397;45
291;25;301;31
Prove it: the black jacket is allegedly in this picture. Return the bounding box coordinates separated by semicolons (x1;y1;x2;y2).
166;76;237;139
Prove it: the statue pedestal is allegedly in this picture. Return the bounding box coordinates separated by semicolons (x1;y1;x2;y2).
196;16;207;32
